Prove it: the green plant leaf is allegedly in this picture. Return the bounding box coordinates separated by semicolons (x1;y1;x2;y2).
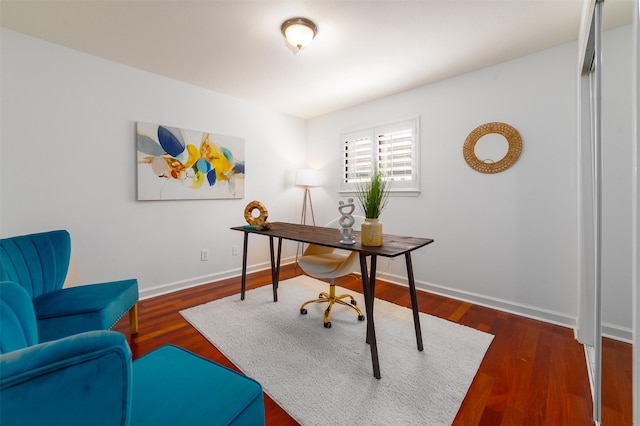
354;168;390;218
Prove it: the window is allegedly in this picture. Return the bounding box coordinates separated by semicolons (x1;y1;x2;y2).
340;117;420;195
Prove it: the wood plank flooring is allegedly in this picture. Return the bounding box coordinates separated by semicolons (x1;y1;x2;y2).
113;265;632;425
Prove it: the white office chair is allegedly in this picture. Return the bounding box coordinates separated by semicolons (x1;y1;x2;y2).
298;216;366;328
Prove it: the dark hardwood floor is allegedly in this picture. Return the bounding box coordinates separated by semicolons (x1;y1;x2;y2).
113;264;632;425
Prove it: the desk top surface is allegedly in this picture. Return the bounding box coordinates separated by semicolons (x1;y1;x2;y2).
231;222;434;258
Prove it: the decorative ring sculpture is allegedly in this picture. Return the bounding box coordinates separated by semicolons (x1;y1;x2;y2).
463;122;523;174
244;200;268;226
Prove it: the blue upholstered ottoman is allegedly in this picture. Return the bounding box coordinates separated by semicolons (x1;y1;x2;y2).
131;345;265;426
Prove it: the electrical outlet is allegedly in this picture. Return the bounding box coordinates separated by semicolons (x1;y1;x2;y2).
232;245;239;256
200;249;209;261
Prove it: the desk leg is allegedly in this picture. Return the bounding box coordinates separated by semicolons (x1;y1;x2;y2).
360;255;371;345
360;253;381;379
268;236;279;302
276;237;282;290
405;252;424;351
241;232;249;300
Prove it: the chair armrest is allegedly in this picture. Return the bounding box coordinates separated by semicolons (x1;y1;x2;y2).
1;330;132;426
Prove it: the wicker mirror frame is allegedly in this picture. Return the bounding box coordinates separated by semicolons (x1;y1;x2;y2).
463;122;522;174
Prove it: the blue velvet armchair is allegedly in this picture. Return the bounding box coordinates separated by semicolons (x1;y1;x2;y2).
0;230;139;342
0;281;266;426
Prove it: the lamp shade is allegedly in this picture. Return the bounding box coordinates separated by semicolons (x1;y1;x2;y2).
281;18;317;51
295;168;319;187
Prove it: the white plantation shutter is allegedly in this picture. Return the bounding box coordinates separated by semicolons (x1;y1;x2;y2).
341;118;420;194
378;128;414;182
343;134;373;183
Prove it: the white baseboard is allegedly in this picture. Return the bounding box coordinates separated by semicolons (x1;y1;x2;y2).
375;270;577;329
138;260;273;300
601;323;633;343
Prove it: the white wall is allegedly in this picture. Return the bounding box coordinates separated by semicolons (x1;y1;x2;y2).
0;29;306;298
306;27;633;338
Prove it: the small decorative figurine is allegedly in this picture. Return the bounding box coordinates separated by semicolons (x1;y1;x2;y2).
338;198;356;244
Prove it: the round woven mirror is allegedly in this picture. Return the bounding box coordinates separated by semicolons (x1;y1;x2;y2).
463;122;522;174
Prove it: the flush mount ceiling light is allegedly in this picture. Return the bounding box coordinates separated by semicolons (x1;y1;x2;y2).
281;17;317;52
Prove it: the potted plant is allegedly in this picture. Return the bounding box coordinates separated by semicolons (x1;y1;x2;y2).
354;168;390;246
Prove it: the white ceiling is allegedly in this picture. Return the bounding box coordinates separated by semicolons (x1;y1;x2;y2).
0;1;633;119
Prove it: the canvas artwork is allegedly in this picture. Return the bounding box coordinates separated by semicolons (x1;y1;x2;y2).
136;122;245;200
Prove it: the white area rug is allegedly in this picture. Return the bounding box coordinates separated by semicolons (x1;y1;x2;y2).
180;276;494;425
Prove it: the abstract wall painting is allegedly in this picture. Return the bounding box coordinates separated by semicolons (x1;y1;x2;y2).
136;122;245;200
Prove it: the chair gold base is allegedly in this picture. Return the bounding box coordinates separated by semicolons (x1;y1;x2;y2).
299;280;365;328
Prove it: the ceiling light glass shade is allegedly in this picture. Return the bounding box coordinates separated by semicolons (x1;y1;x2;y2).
281;18;317;51
295;168;320;187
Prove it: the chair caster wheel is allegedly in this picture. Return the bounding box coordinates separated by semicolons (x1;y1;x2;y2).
351;299;357;306
324;322;332;328
358;315;365;321
300;308;307;315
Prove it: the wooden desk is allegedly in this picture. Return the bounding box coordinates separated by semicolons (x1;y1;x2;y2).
231;222;434;379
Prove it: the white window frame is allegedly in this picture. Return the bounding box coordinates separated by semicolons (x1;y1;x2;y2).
339;117;420;196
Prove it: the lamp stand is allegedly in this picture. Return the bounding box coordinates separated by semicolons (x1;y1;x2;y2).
296;186;316;265
300;187;316;226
